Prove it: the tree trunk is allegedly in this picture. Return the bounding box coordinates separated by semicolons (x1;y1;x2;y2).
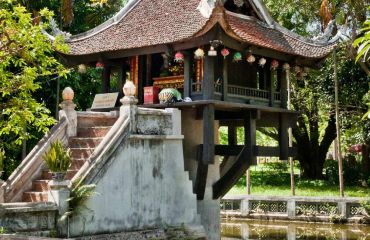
293;112;337;179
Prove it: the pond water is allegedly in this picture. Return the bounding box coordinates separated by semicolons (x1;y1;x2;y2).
221;219;370;240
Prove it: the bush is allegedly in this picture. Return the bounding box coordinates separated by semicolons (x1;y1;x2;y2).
324;159;365;186
43;140;71;173
263;162;289;173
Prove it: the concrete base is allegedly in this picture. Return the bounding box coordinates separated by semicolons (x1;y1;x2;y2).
182;109;221;240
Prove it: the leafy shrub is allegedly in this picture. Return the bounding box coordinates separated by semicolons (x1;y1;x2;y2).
43;140;71;173
263;162;289;173
324;159;364;186
0;149;4;172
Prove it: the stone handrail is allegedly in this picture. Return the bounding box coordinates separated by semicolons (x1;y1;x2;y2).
1;117;68;203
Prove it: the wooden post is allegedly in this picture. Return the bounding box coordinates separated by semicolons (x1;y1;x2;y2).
203;56;215;100
246;169;251;195
102;66;111;93
280;68;288;108
145;55;152;87
118;64;127;100
269;70;275;107
244;111;257;165
138;56;146;103
222;58;228;101
228;125;236;146
203;104;215;164
334;49;344;197
184;52;192;98
279;114;289;160
286;66;295;196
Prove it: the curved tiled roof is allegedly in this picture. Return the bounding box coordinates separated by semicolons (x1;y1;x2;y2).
224;12;336;59
67;0;209;56
65;0;335;60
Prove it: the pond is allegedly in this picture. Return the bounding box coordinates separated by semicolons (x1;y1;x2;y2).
221;219;370;240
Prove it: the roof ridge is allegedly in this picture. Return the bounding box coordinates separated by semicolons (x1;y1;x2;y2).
68;0;142;43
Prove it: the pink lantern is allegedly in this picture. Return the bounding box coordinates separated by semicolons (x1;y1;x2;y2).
221;48;230;58
174;52;184;62
271;59;279;70
96;61;104;69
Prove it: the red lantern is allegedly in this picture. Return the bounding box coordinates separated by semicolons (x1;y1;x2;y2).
96;61;104;69
271;59;279;70
221;48;230;58
174;52;184;62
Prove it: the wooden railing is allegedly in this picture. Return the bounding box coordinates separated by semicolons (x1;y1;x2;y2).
228;85;270;100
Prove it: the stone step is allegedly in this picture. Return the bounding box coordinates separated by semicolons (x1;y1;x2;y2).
70;159;87;170
22;191;48;202
77;127;111;138
77;116;118;128
32;180;50;192
70;148;95;159
69;137;103;148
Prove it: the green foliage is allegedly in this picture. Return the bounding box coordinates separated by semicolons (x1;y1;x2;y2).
0;149;4;172
0;0;69;151
354;7;370;63
61;179;97;220
43;140;71;172
323;159;369;186
0;227;6;234
361;199;370;215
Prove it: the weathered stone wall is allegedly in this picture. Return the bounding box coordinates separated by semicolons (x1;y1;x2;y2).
0;202;57;233
181;109;221;240
68;109;203;237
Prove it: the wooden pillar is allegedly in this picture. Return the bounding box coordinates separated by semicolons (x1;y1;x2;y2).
184;52;192;98
269;70;275;107
145;55;152;87
203;56;215;100
279;113;289;160
138;56;146;103
222;58;228;101
203;104;215;164
102;66;111;93
280;68;288;108
244;111;257;165
118;64;127;100
228;124;236;146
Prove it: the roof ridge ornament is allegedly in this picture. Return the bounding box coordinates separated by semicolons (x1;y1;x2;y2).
197;0;215;18
49;18;72;40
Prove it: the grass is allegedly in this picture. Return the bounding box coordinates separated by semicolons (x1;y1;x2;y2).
226;162;370;198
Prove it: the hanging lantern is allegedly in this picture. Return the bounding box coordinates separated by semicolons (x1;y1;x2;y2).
283;63;290;71
208;46;217;57
78;64;87;73
258;58;266;67
194;48;205;59
271;59;279;70
294;66;302;73
233;52;242;62
174;52;184;62
246;51;256;64
96;61;104;69
221;48;230;59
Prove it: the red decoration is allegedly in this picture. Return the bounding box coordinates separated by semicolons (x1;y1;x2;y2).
144;86;160;104
221;48;230;58
348;144;363;153
174;52;184;62
271;59;279;70
96;61;104;69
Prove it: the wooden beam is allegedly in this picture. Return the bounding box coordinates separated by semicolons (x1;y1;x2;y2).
203;104;215;164
269;70;275;107
184;51;192;98
145;54;152;86
102;66;111;93
280;68;288;109
213;146;252;199
215;145;241;156
254;146;297;157
194;145;208;200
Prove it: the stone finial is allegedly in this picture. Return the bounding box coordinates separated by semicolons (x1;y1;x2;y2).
123;80;136;98
62;87;74;101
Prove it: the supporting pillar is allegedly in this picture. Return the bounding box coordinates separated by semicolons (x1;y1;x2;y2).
279;113;289;160
102;66;111;93
245;111;257;165
145;54;152;87
269;70;275;107
287;199;296;218
203;56;215;100
184;52;192;98
222;58;228;101
280;68;288;108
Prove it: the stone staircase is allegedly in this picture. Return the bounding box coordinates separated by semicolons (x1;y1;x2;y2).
22;114;118;202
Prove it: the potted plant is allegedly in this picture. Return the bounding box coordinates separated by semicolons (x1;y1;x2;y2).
43;140;71;181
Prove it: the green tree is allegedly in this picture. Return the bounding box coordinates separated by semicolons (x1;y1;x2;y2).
0;0;69;177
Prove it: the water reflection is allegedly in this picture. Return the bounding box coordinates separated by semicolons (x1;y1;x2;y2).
221;219;370;240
